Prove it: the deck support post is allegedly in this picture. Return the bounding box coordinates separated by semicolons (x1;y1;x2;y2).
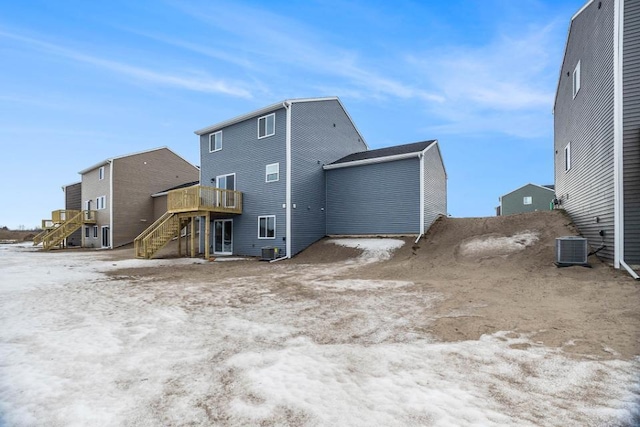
205;212;211;260
190;216;196;258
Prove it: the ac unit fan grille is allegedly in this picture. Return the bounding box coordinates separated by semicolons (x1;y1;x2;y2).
556;237;588;265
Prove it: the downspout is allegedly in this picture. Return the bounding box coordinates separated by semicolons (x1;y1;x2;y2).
613;0;639;279
283;101;292;259
416;152;425;244
108;159;114;249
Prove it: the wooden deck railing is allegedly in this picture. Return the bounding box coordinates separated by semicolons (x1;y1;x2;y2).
168;185;242;214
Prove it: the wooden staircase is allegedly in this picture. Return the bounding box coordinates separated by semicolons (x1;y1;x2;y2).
41;210;85;250
134;212;181;259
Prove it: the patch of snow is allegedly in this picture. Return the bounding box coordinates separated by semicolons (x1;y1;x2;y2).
0;243;638;426
330;238;405;263
460;231;539;257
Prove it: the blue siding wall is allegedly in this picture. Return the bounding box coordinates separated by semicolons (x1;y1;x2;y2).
423;144;447;229
326;158;421;235
199;107;287;256
554;0;615;261
623;0;640;264
290;100;367;254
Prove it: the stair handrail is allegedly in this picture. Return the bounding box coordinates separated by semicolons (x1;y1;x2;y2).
42;210;84;250
135;212;179;258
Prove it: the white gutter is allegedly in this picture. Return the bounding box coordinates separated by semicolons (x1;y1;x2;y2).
284;101;292;259
614;0;624;270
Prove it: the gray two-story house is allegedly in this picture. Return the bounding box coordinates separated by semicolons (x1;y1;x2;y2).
554;0;640;274
497;184;555;216
151;97;444;260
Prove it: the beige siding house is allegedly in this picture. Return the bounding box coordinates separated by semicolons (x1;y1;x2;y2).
79;147;199;248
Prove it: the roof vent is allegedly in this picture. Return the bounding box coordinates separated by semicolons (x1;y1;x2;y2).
555;237;588;266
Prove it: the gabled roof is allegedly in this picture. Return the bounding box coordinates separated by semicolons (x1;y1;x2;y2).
500;183;555;199
151;181;199;197
328;140;436;166
78;146;195;175
193;97;368;148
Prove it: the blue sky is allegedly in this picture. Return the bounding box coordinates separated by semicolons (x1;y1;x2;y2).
0;0;585;229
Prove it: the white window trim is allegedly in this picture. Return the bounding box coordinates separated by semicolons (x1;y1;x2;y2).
564;142;572;172
572;61;581;99
523;196;532;205
265;163;279;182
97;195;107;210
258;113;275;139
209;131;222;152
258;215;276;239
98;166;105;180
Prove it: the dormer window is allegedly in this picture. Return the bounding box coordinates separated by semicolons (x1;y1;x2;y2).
258;113;275;139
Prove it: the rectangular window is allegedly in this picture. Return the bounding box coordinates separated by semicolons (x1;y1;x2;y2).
97;196;106;210
98;166;104;180
572;61;581;98
258;215;276;239
85;227;90;238
209;131;222;152
258;113;275;139
564;142;571;172
523;196;532;205
265;163;279;182
93;226;98;238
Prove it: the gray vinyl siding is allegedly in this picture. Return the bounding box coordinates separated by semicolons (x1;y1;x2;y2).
554;0;615;261
500;184;554;216
423;144;447;229
623;0;640;264
290;100;367;255
199;107;287;257
64;182;82;246
326;158;420;235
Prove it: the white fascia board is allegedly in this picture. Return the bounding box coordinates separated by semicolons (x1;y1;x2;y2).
77;146;190;175
194;102;286;135
323;152;420;170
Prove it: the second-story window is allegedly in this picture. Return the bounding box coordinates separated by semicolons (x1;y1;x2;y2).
572;61;581;98
564;142;572;172
265;163;279;182
99;166;104;180
97;196;106;210
523;196;532;205
258;113;275;139
209;131;222;152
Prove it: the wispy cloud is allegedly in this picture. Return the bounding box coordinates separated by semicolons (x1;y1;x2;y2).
407;23;563;138
170;1;444;103
0;29;252;98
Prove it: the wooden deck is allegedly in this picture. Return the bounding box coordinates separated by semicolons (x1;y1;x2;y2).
168;185;242;215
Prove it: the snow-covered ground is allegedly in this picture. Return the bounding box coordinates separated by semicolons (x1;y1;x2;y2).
0;241;638;426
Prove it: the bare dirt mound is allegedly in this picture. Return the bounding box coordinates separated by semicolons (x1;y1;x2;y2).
328;211;640;360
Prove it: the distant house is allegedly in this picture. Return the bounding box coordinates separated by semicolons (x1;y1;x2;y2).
135;97;447;259
554;0;640;272
497;184;555;216
37;147;199;250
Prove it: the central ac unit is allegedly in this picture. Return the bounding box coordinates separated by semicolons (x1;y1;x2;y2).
555;236;588;266
261;246;279;261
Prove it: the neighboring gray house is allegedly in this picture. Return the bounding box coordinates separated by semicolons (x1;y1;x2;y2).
554;0;640;273
149;97;447;260
325;140;446;236
497;184;555;216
